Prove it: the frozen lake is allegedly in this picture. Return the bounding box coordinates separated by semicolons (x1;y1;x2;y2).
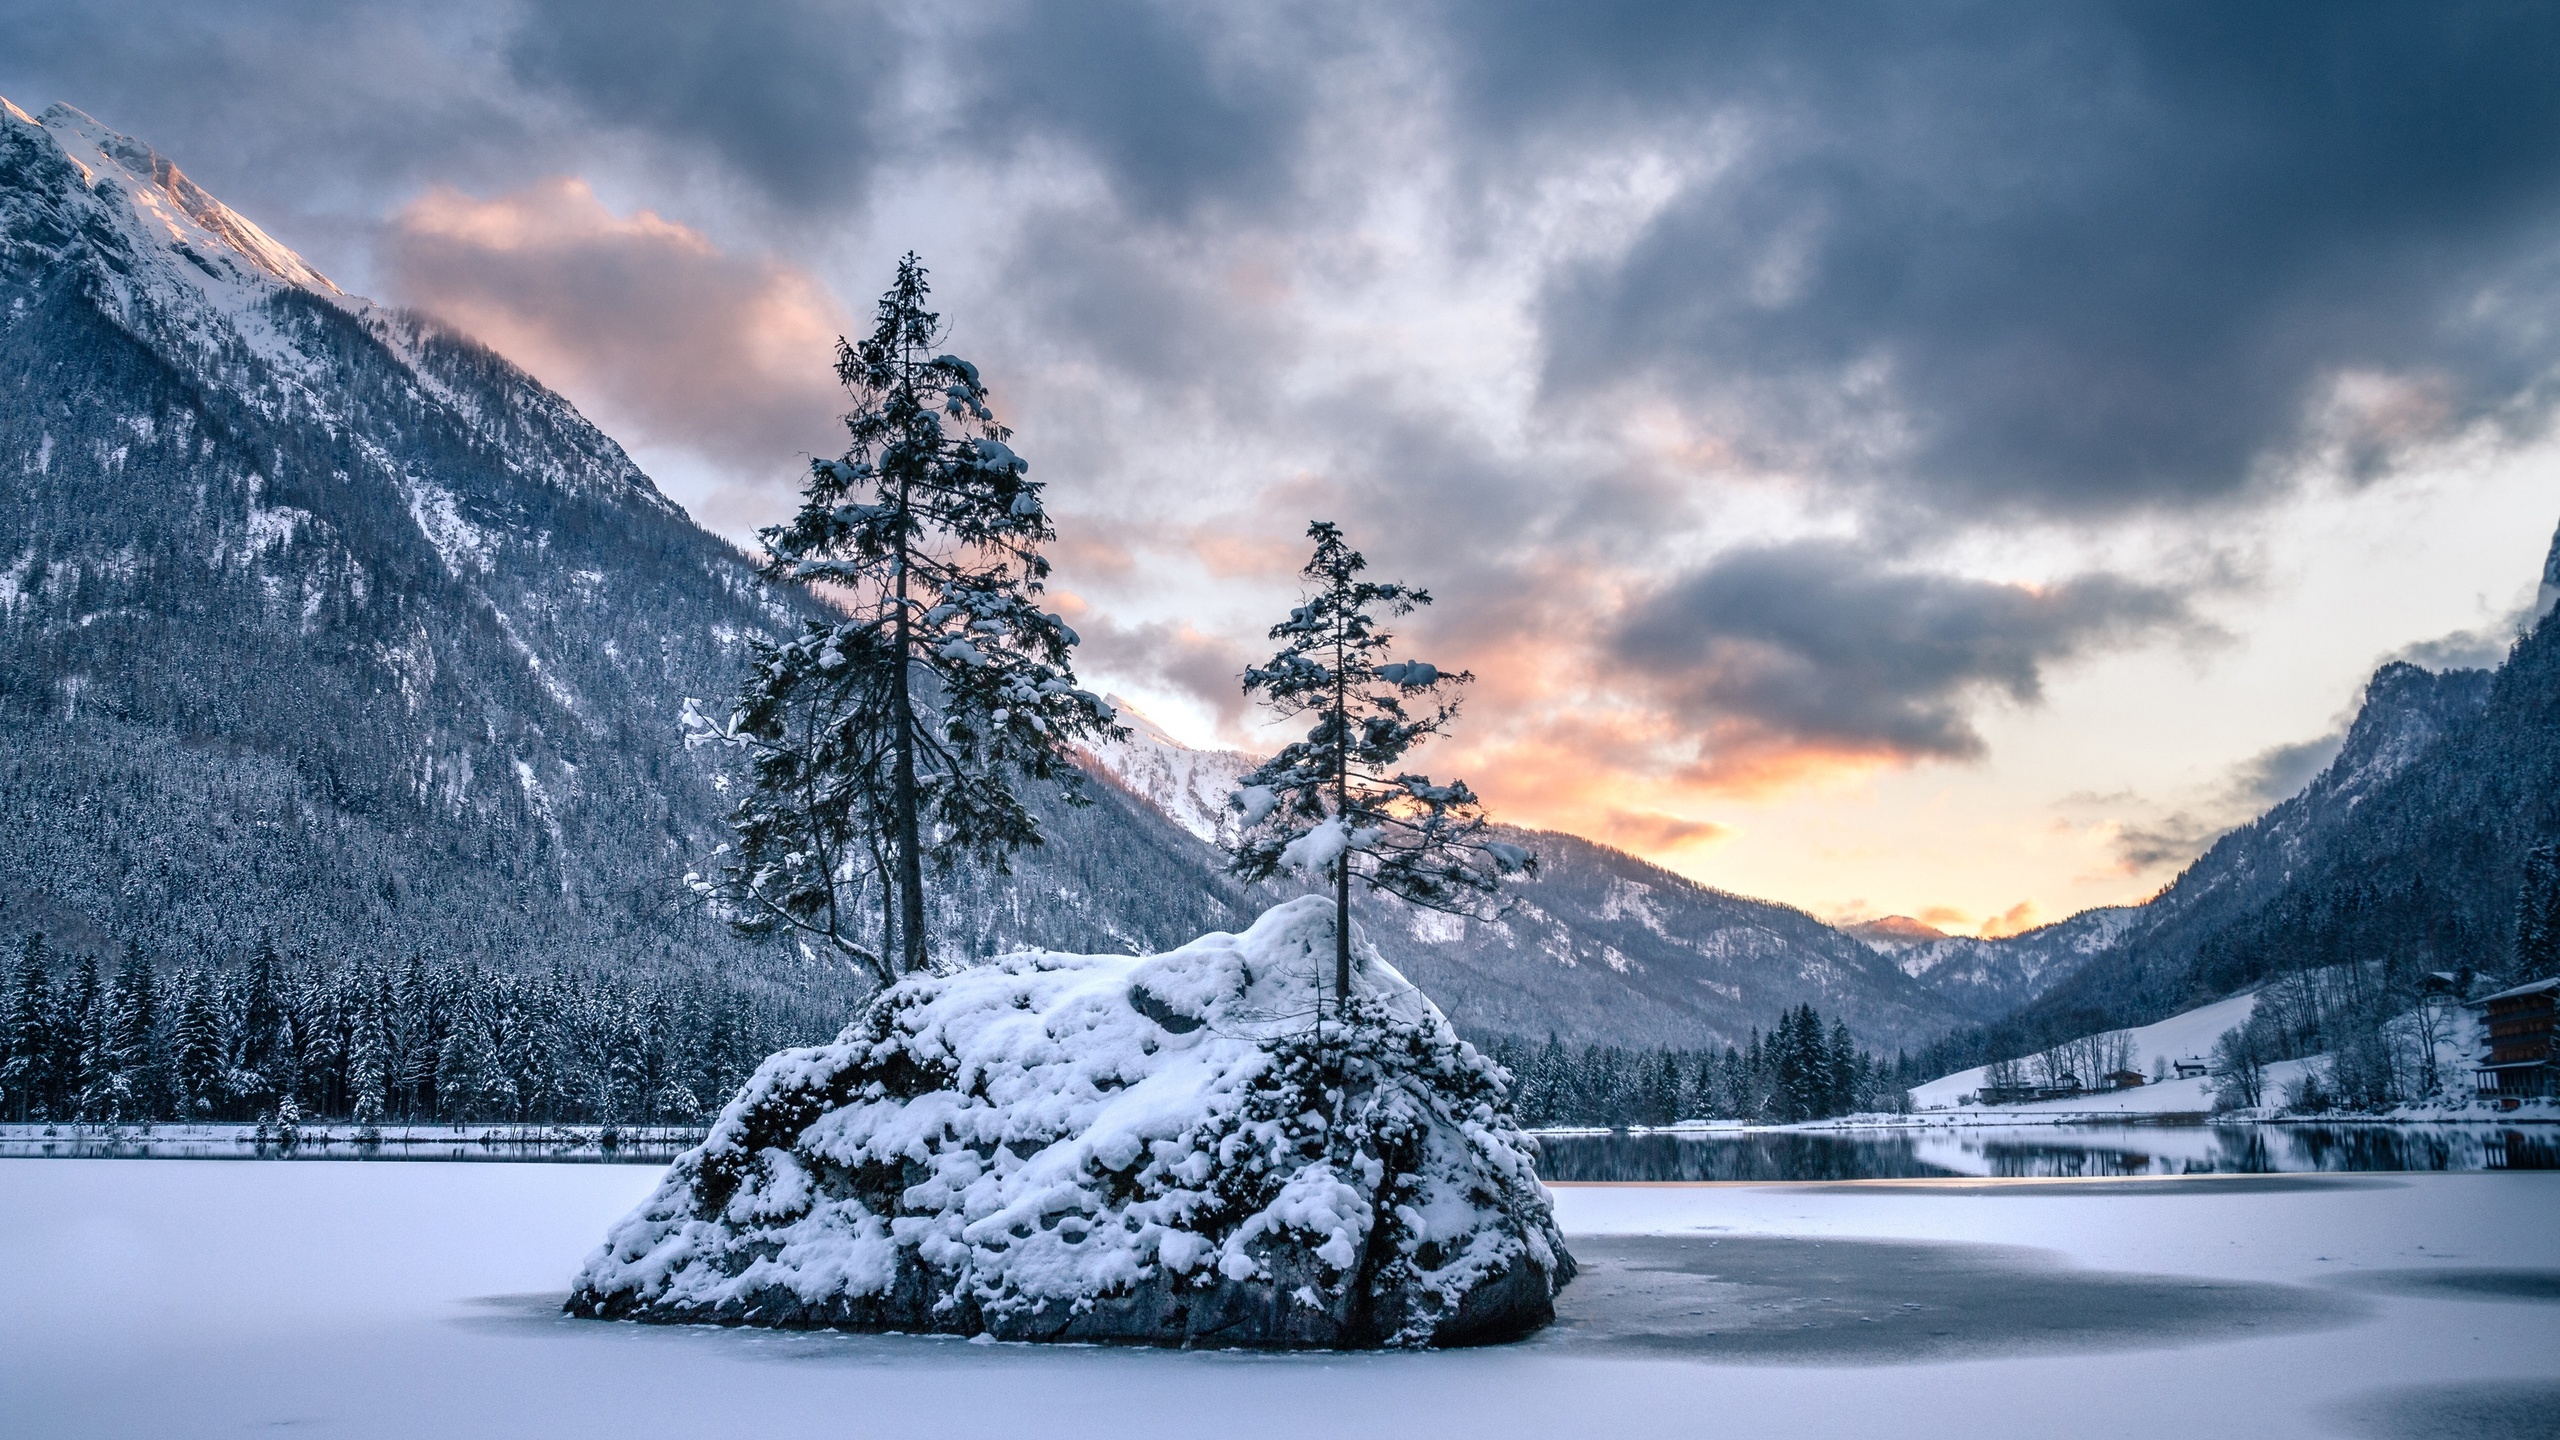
4;1159;2556;1439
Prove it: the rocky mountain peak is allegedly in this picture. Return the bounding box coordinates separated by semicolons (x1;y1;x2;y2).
21;100;341;295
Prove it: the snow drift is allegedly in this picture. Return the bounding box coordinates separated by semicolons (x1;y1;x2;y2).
569;897;1574;1347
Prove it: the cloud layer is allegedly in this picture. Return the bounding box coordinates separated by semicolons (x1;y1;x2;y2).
8;0;2559;917
1612;541;2205;785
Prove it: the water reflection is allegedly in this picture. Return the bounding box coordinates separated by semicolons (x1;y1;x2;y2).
4;1122;2551;1176
1534;1124;2560;1182
0;1124;698;1165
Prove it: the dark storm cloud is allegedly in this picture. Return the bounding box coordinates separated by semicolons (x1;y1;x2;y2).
967;0;1316;222
1612;541;2202;768
503;0;1317;221
1455;0;2560;518
505;0;907;210
2225;733;2346;809
994;207;1284;394
0;1;543;250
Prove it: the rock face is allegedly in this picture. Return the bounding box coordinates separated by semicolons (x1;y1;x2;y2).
569;897;1575;1347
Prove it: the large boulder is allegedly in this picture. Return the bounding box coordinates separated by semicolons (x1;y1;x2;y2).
568;896;1573;1347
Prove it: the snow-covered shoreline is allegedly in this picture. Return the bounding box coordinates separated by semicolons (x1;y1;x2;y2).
8;1157;2556;1439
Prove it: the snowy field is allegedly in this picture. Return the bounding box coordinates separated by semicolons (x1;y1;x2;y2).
1909;991;2266;1115
4;1160;2556;1440
5;1158;2560;1424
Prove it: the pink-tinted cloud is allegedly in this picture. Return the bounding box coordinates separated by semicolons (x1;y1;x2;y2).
1599;809;1729;851
1977;901;2039;938
382;177;848;496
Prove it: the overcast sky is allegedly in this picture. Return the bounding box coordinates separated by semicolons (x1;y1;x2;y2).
9;1;2558;934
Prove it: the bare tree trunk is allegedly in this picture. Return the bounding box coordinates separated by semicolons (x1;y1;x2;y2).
890;474;925;975
1335;848;1352;1004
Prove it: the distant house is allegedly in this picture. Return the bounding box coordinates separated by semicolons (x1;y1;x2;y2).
2103;1069;2146;1090
2473;977;2558;1099
2173;1058;2210;1080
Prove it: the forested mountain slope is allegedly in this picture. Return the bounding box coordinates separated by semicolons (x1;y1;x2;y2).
2001;533;2560;1048
0;99;1250;995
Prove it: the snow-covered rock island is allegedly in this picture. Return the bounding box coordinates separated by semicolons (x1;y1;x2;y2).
569;897;1574;1347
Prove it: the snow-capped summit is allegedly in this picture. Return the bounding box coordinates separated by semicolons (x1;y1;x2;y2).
1082;694;1257;845
13;100;341;296
1842;915;1949;953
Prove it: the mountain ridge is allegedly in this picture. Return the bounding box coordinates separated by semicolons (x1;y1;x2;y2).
1970;580;2560;1060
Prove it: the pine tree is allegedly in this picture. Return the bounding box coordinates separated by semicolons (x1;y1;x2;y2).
1518;1032;1568;1126
391;953;437;1119
1230;521;1534;1009
106;941;161;1120
1826;1018;1858;1118
434;987;499;1123
234;937;285;1109
348;980;389;1130
693;254;1115;979
2516;841;2560;980
61;952;108;1121
1648;1048;1683;1125
2;935;53;1121
171;968;228;1118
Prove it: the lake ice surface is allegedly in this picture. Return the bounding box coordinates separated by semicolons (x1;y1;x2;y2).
3;1159;2555;1439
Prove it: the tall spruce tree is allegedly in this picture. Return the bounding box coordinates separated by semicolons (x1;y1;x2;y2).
235;938;285;1110
3;935;52;1121
1230;521;1534;1008
62;952;104;1120
107;942;160;1120
2515;841;2560;980
171;969;227;1119
693;255;1116;980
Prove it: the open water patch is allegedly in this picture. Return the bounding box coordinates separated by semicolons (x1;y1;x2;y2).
2323;1379;2560;1439
2322;1269;2560;1304
1541;1234;2366;1365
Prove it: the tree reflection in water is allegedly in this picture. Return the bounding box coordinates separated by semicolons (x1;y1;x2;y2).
1532;1124;2557;1181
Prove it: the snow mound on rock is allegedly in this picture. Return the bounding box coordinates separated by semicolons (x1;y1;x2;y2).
569;896;1573;1347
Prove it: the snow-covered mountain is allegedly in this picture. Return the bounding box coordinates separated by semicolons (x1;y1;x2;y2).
0;99;1248;977
1078;700;1982;1049
2010;551;2560;1040
1885;906;2140;1019
1078;697;1254;847
1841;915;1948;952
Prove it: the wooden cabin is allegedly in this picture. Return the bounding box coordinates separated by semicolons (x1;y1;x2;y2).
2472;977;2558;1099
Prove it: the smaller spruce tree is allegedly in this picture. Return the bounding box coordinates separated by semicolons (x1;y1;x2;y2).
1230;521;1533;1011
